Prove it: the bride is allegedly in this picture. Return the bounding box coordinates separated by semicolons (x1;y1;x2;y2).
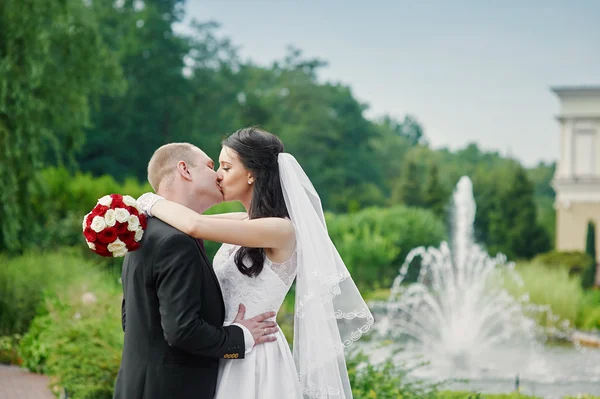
138;127;374;398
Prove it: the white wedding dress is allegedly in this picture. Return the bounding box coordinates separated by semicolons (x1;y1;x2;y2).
212;242;303;399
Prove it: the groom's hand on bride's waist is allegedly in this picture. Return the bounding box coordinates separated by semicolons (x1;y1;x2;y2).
233;303;278;346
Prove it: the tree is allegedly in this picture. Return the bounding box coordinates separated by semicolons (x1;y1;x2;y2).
76;0;192;180
472;162;550;259
484;163;551;259
422;162;449;219
582;221;598;289
392;157;422;207
400;115;428;146
0;0;123;251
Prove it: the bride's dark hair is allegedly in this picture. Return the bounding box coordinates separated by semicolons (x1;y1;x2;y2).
221;127;289;277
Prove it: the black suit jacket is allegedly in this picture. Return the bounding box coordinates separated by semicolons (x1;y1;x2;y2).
113;218;245;399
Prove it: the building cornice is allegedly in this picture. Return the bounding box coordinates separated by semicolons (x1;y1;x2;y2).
551;86;600;98
553;177;600;205
556;115;600;122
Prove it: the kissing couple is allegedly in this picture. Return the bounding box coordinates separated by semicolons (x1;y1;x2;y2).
113;127;374;399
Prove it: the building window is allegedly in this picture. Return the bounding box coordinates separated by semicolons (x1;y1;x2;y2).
573;129;596;177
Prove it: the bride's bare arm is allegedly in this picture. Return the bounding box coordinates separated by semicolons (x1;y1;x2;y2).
150;199;293;249
203;212;248;220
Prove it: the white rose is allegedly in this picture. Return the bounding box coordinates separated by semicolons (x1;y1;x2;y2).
97;195;113;207
87;241;96;250
104;209;117;227
90;216;107;233
112;248;128;257
108;238;127;253
127;215;140;231
82;213;90;231
134;228;144;242
123;195;137;207
115;208;130;223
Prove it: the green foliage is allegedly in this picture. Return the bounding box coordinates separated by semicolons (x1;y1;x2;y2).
534;196;556;248
78;0;194;181
437;393;541;399
16;167;151;253
0;0;123;253
473;163;551;260
582;221;598;289
501;262;583;327
0;334;21;365
501;260;600;331
422;162;451;219
326;206;447;289
526;162;556;198
347;351;441;399
392;157;423;207
576;290;600;331
532;251;593;275
0;248;99;336
18;259;122;398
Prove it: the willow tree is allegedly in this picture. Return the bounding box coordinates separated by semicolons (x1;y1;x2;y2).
0;0;123;251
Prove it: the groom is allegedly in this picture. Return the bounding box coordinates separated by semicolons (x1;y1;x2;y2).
113;143;278;399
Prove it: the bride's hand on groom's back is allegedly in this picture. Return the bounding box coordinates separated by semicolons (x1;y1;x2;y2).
233;304;278;345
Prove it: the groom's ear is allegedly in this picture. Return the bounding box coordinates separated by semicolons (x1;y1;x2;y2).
176;161;193;181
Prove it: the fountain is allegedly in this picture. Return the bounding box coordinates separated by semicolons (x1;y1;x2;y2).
369;176;600;397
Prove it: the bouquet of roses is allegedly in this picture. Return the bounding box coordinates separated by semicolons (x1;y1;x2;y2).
82;194;147;257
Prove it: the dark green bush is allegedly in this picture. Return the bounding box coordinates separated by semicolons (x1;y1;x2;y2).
326;206;447;289
532;251;592;275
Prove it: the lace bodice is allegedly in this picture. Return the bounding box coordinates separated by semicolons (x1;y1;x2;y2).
213;243;297;323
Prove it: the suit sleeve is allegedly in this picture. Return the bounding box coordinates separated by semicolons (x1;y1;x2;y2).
154;233;245;359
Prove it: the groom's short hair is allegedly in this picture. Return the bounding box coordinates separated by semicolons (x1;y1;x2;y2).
147;142;199;191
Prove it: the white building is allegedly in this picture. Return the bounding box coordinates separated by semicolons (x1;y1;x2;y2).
552;86;600;283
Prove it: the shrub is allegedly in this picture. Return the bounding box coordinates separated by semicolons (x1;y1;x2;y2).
0;248;96;335
19;263;123;398
27;168;152;250
326;206;447;289
0;334;22;365
501;262;582;327
347;351;442;399
576;290;600;331
582;221;598;290
532;251;592;275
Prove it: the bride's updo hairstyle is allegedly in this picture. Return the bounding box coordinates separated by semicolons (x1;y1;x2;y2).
221;127;290;277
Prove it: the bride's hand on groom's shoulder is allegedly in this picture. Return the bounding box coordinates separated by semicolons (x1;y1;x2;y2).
233;304;278;345
136;192;164;217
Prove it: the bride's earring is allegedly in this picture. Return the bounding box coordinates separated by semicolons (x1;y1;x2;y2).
248;180;252;185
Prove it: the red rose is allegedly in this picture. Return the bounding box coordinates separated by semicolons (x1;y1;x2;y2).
128;241;140;252
85;213;94;228
126;206;138;215
120;231;136;246
139;213;147;229
110;194;123;201
84;227;97;242
115;222;128;235
111;198;126;209
94;243;111;257
97;227;118;244
91;205;109;217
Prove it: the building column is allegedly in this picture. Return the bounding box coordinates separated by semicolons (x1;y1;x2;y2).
564;119;574;178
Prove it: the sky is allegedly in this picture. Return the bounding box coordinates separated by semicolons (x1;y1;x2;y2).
177;0;600;167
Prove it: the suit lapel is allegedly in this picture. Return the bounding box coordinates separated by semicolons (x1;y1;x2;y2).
194;239;226;320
